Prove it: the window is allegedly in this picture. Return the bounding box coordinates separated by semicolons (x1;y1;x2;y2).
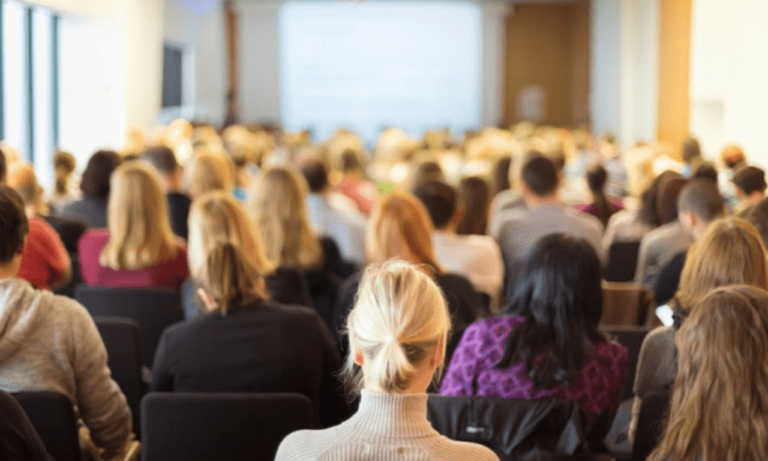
162;44;184;108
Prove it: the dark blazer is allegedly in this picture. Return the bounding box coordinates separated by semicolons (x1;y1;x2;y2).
166;192;191;240
151;300;348;428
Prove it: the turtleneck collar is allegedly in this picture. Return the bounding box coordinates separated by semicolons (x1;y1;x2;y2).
346;390;435;439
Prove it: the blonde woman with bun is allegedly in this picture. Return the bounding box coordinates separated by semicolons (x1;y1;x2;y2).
276;260;499;461
151;242;347;428
78;161;189;289
181;191;312;319
650;285;768;461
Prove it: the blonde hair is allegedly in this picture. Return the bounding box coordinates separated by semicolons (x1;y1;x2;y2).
675;217;768;313
187;191;275;278
185;149;235;198
366;191;442;271
100;162;179;270
651;285;768;461
344;260;451;395
246;165;323;269
197;242;268;314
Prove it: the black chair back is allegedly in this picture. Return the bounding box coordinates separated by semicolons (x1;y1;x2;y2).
12;391;80;461
95;317;145;437
602;326;651;401
75;285;183;368
53;254;82;299
605;241;642;282
141;392;313;461
632;391;671;461
427;395;592;461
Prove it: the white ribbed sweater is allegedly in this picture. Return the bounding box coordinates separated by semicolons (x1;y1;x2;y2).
275;390;499;461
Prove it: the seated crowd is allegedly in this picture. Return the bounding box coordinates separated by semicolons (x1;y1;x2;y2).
1;122;768;461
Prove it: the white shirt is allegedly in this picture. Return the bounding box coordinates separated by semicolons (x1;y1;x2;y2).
306;193;367;264
433;231;504;305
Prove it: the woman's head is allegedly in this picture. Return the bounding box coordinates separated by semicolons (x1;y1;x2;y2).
185;150;235;198
498;233;605;389
188;191;274;278
676;217;768;315
53;151;76;195
655;171;687;225
366;191;440;270
80;150;122;199
455;176;491;236
196;242;268;315
652;285;768;461
100;161;178;270
246;165;322;269
344;260;451;395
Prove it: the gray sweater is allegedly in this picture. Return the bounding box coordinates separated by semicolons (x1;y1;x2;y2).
0;277;132;452
276;390;499;461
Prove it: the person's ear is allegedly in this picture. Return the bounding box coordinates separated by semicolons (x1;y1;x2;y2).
679;210;696;231
354;349;364;366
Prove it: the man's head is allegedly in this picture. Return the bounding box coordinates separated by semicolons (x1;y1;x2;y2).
7;164;42;211
142;146;182;192
412;180;457;231
678;179;726;240
520;154;559;201
0;186;28;274
733;166;767;201
299;158;329;194
681;136;702;165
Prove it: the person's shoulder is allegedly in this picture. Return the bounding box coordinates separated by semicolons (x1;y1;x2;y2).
81;228;110;243
433;437;500;461
275;427;339;461
596;338;629;365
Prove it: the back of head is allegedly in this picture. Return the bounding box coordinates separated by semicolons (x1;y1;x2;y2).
653;285;768;461
408;160;445;191
655;172;687;225
8;164;41;206
188;191;274;278
0;186;29;265
142;145;180;176
186;150;235;197
499;233;604;389
80;150;122;199
344;260;451;395
101;162;176;270
676;217;767;314
521;154;558;197
53;151;76;195
456;176;491;236
677;179;725;223
692;161;718;183
339;149;363;173
366;191;440;270
744;196;768;247
720;144;746;169
733;166;767;195
493;155;512;193
681;136;701;164
197;242;268;315
412;180;457;229
298;158;329;193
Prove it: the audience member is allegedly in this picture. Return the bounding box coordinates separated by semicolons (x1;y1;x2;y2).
743;195;768;247
491;155;512;195
602;171;668;250
680;136;703;178
631;217;767;441
732;165;767;214
142;145;191;239
455;176;491;236
492;155;604;272
718;143;747;206
576;163;623;228
151;242;347;428
487;154;527;235
49;151;79;212
413;180;503;304
276;260;499;461
0;186;135;459
57;150;121;228
0;389;53;461
78;162;189;289
650;286;768;461
7;165;71;290
652;180;726;305
182;191;312;319
335;149;378;214
441;234;628;445
691;161;718;183
300;158;367;265
407;159;445;191
634;172;690;285
185;149;236;199
599;133;629;198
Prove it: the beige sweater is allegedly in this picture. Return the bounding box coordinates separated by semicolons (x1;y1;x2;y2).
0;277;132;452
276;390;499;461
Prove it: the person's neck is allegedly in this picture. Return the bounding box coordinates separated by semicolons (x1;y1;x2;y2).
525;193;560;208
436;223;456;235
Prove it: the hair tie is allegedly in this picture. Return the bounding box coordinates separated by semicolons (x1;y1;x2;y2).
386;335;399;345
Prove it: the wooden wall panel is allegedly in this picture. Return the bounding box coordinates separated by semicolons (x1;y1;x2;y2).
657;0;692;151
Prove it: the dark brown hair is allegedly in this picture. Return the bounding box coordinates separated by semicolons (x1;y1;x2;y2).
0;186;29;264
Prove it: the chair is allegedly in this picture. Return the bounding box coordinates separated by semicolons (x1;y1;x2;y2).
75;285;184;368
631;391;671;461
604;241;642;282
12;391;81;461
95;317;145;437
53;254;82;299
141;392;313;461
427;395;592;461
601;326;651;401
601;282;655;327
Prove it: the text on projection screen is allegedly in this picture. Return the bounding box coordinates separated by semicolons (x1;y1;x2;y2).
280;2;482;144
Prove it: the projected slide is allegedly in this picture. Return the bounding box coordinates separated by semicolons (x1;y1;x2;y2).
280;1;482;144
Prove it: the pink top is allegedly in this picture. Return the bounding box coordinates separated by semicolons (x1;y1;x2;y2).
440;316;628;422
18;217;70;290
78;229;189;290
336;177;378;214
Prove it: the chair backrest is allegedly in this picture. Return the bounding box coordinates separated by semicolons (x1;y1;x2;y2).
12;391;81;461
95;317;145;438
605;241;642;282
141;392;313;461
601;281;656;327
631;391;671;461
53;254;82;299
601;326;651;401
426;395;591;461
75;285;183;368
